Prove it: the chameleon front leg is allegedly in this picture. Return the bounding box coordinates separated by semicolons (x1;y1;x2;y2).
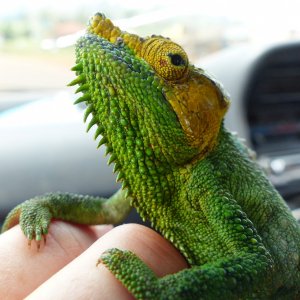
98;185;275;299
99;248;272;299
1;189;132;242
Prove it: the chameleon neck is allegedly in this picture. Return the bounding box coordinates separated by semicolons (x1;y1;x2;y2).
131;126;230;228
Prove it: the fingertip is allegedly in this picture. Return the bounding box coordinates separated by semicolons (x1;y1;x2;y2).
99;224;188;276
89;224;114;239
0;221;111;299
28;224;188;299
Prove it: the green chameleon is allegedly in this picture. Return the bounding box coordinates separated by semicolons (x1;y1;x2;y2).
2;13;300;299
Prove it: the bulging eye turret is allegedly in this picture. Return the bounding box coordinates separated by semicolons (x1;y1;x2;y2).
141;38;189;81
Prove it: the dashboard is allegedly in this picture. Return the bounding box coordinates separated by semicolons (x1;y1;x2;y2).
201;42;300;218
245;44;300;194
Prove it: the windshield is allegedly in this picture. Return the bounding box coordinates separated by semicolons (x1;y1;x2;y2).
1;0;300;107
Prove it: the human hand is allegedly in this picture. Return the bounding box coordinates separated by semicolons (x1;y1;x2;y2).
0;221;188;299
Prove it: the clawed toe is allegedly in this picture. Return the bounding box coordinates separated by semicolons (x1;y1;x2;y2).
25;226;48;250
27;235;47;250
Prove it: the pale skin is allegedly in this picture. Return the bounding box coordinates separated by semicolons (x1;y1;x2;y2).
0;221;188;299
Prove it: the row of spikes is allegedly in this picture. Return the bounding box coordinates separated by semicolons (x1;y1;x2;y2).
68;63;131;198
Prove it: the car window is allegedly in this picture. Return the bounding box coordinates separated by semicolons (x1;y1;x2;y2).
1;0;300;107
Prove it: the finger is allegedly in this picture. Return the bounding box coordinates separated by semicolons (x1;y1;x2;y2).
0;221;112;299
27;224;188;300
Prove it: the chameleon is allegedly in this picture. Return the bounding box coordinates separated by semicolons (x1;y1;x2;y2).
2;13;300;299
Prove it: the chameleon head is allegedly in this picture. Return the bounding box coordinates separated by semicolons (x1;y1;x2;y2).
70;13;229;181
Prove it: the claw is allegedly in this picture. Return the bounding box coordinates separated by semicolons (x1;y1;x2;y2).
37;240;41;251
26;235;47;251
96;258;103;267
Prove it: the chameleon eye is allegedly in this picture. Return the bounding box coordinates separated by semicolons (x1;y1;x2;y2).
141;37;189;82
168;53;186;66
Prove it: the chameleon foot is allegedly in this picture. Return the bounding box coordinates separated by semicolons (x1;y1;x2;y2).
2;198;52;248
98;248;159;300
20;199;51;245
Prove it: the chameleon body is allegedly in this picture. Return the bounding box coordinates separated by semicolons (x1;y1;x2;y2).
2;13;300;299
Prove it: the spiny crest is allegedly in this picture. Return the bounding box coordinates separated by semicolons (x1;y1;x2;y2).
68;73;86;87
86;116;98;132
68;63;131;197
68;64;97;131
74;93;91;105
94;126;105;140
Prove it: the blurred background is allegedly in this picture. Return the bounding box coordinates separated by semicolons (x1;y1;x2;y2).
2;0;300;107
1;0;300;223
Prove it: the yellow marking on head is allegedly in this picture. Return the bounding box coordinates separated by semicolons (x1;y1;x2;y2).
88;13;143;53
88;14;189;81
165;68;230;154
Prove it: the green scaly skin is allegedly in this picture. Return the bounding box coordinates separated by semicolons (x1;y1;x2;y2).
2;13;300;299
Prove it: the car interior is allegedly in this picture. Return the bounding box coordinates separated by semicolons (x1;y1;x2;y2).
202;42;300;221
1;1;300;226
